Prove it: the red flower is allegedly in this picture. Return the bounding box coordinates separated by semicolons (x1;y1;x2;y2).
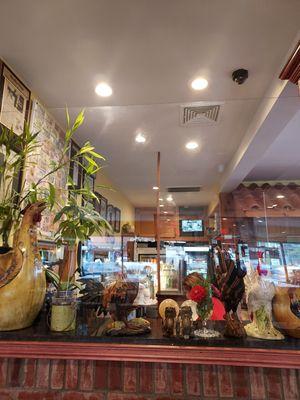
189;285;207;303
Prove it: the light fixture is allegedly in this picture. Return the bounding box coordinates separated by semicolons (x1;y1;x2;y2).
258;219;263;223
159;204;164;207
153;186;159;190
222;218;227;221
191;77;208;91
276;194;285;199
95;82;113;97
166;195;173;202
185;141;199;150
159;198;163;201
163;211;168;214
267;204;278;209
135;132;146;143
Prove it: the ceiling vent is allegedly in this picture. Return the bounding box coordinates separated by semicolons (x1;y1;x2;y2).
167;186;201;193
180;102;222;126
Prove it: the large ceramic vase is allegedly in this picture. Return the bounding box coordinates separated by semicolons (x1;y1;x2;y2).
0;203;46;331
273;285;300;338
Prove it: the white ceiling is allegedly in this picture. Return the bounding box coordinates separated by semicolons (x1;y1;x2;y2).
0;0;300;207
247;106;300;181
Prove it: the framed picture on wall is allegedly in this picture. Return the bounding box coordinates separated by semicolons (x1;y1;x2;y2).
107;204;115;228
99;195;108;219
0;60;31;136
94;192;108;219
83;173;95;192
69;141;82;189
114;207;121;233
82;172;95;206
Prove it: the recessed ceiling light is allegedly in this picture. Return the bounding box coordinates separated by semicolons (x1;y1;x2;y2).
185;141;199;150
166;195;173;202
135;132;146;143
191;77;208;91
159;198;163;201
95;82;113;97
153;186;159;190
163;211;168;214
159;204;164;207
276;194;285;199
222;218;227;221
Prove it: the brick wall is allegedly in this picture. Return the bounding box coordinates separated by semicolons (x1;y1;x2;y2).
0;358;299;399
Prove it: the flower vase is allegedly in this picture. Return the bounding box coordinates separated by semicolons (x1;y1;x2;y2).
194;304;220;338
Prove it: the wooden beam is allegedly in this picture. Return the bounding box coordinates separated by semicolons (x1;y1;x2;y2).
0;341;300;368
279;40;300;84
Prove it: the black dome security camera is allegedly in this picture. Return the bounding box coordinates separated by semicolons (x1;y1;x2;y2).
232;69;248;85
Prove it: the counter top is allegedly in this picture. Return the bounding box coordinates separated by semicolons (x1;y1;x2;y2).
0;311;300;368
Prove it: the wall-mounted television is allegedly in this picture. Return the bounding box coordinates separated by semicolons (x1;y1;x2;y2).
180;219;204;236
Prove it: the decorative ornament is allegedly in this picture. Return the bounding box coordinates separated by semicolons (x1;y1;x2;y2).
214;246;247;338
244;269;284;340
189;278;220;338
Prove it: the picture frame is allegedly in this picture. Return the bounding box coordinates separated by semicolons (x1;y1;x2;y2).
82;171;95;206
94;192;108;219
0;60;31;136
69;140;82;189
107;204;115;228
114;207;121;233
100;194;108;219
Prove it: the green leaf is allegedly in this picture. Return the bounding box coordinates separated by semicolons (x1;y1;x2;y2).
71;109;85;132
48;183;56;209
66;106;70;128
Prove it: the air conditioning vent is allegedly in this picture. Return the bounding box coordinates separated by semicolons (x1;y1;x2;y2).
180;102;222;126
167;186;201;193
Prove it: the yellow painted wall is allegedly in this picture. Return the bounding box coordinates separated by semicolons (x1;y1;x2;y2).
95;171;135;233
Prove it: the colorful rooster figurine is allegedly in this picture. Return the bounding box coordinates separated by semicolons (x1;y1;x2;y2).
214;245;247;337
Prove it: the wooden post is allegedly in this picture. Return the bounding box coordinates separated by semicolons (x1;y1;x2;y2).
156;151;161;293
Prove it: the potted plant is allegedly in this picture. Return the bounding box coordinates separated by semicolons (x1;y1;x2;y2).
44;110;111;331
0;109;109;331
45;268;81;332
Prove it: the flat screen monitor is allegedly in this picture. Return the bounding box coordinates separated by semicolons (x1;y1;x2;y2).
180;219;204;236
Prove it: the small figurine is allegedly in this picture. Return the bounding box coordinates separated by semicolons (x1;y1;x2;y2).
163;307;176;337
180;306;193;339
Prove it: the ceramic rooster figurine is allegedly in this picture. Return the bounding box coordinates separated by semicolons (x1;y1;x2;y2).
214;245;247;337
0;202;46;330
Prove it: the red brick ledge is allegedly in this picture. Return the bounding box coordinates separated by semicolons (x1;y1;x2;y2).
0;341;300;368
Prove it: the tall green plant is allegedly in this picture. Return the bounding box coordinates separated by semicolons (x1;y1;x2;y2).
0;109;110;247
49;109;111;247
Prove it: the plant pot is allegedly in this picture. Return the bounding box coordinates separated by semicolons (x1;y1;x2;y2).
57;290;75;299
50;296;77;332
